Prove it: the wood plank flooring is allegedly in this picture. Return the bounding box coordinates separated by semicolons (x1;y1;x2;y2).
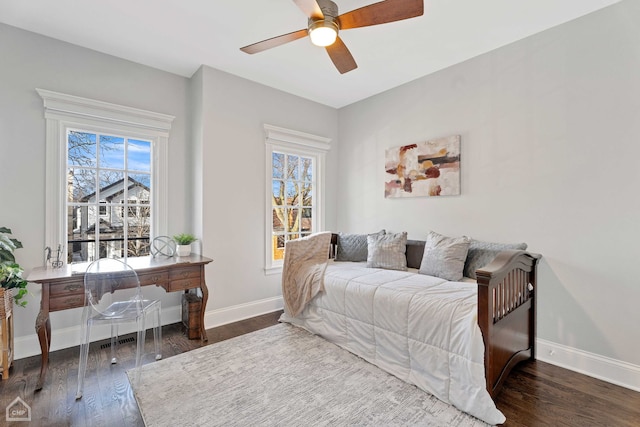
1;311;638;426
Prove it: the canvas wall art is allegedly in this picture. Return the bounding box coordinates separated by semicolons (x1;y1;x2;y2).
385;135;460;198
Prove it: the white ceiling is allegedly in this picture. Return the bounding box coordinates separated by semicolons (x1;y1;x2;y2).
0;0;621;108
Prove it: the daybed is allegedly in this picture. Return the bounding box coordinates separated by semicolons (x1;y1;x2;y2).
280;231;541;425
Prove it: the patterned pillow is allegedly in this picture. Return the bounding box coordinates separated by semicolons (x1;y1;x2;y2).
366;231;408;271
418;231;470;281
335;230;385;262
463;239;528;279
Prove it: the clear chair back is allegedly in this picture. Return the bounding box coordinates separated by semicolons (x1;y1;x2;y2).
84;258;143;317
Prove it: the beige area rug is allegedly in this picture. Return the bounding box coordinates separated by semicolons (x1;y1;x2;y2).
128;323;488;426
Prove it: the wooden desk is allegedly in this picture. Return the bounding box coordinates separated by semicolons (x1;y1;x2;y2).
27;254;212;391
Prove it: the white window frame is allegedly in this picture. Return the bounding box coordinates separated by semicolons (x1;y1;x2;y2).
38;89;174;266
264;124;330;275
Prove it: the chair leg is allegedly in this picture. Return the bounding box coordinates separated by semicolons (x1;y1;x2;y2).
76;314;92;400
110;322;119;364
132;316;145;388
154;304;162;361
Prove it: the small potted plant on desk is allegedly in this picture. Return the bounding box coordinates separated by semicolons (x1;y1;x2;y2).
173;233;197;257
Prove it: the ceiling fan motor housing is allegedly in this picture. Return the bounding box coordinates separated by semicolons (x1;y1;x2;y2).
308;0;340;33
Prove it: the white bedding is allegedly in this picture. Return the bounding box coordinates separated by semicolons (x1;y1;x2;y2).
280;261;505;425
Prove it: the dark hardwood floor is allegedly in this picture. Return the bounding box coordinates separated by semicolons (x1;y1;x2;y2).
1;311;638;426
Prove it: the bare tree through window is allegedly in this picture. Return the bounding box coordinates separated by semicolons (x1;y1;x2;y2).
271;152;314;260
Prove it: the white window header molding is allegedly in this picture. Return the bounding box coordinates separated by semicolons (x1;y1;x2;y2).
264;124;331;152
36;88;175;135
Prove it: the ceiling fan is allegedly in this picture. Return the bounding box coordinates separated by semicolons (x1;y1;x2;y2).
240;0;424;74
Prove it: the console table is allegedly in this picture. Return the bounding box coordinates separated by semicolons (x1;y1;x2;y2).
27;254;212;391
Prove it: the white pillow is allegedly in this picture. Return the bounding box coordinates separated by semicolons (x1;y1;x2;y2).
418;231;470;281
366;232;408;271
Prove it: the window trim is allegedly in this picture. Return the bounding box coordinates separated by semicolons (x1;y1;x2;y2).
37;89;174;265
264;124;330;275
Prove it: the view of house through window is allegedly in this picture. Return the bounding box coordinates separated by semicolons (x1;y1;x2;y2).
67;130;152;263
271;152;314;261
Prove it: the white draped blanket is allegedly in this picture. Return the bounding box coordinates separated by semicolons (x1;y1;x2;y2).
281;261;506;425
281;232;332;317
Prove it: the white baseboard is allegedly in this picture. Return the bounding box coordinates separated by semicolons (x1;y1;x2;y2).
14;297;284;360
15;306;182;360
204;296;283;329
536;338;640;393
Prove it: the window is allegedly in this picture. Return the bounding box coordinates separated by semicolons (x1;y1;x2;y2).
264;125;330;274
67;131;152;262
38;89;174;265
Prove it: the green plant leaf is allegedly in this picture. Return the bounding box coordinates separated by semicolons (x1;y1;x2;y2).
10;238;23;249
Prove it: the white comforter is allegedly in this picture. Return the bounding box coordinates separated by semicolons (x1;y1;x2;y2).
281;261;505;425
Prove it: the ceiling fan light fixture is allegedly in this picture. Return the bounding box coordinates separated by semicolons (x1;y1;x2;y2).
308;20;338;47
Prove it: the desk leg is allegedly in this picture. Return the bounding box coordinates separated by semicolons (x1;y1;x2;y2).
200;272;208;342
35;309;50;391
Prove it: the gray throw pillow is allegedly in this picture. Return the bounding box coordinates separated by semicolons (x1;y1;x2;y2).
366;231;408;271
464;239;528;279
335;230;385;262
418;231;470;281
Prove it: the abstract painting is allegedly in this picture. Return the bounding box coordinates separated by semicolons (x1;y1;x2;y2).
385;135;460;198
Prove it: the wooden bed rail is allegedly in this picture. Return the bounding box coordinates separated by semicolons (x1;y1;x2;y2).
476;250;542;397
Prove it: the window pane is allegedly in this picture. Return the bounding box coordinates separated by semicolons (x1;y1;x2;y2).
285;181;299;205
287;155;299;180
302;183;312;206
99;135;125;169
287;208;300;232
272;181;284;206
67;206;82;262
99;171;125;204
301;208;312;233
302;157;313;181
272;208;285;232
130;173;151;195
67;205;97;262
273;234;285;261
127;218;150;257
128;139;151;173
272;153;284;179
68;131;96;167
67;168;96;202
100;240;124;259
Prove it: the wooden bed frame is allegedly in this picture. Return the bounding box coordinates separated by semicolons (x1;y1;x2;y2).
329;233;541;398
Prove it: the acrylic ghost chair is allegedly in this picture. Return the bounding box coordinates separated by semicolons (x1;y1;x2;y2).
76;258;162;400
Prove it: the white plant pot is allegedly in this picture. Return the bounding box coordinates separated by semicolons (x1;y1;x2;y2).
176;244;192;257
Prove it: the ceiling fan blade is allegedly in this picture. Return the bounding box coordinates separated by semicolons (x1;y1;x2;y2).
240;29;309;54
293;0;324;20
325;36;357;74
338;0;424;30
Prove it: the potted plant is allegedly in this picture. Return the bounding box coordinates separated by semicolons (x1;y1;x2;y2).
173;233;197;257
0;227;28;307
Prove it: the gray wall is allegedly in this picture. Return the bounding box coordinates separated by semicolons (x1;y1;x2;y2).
336;1;640;366
193;65;338;313
0;23;192;343
0;23;338;355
